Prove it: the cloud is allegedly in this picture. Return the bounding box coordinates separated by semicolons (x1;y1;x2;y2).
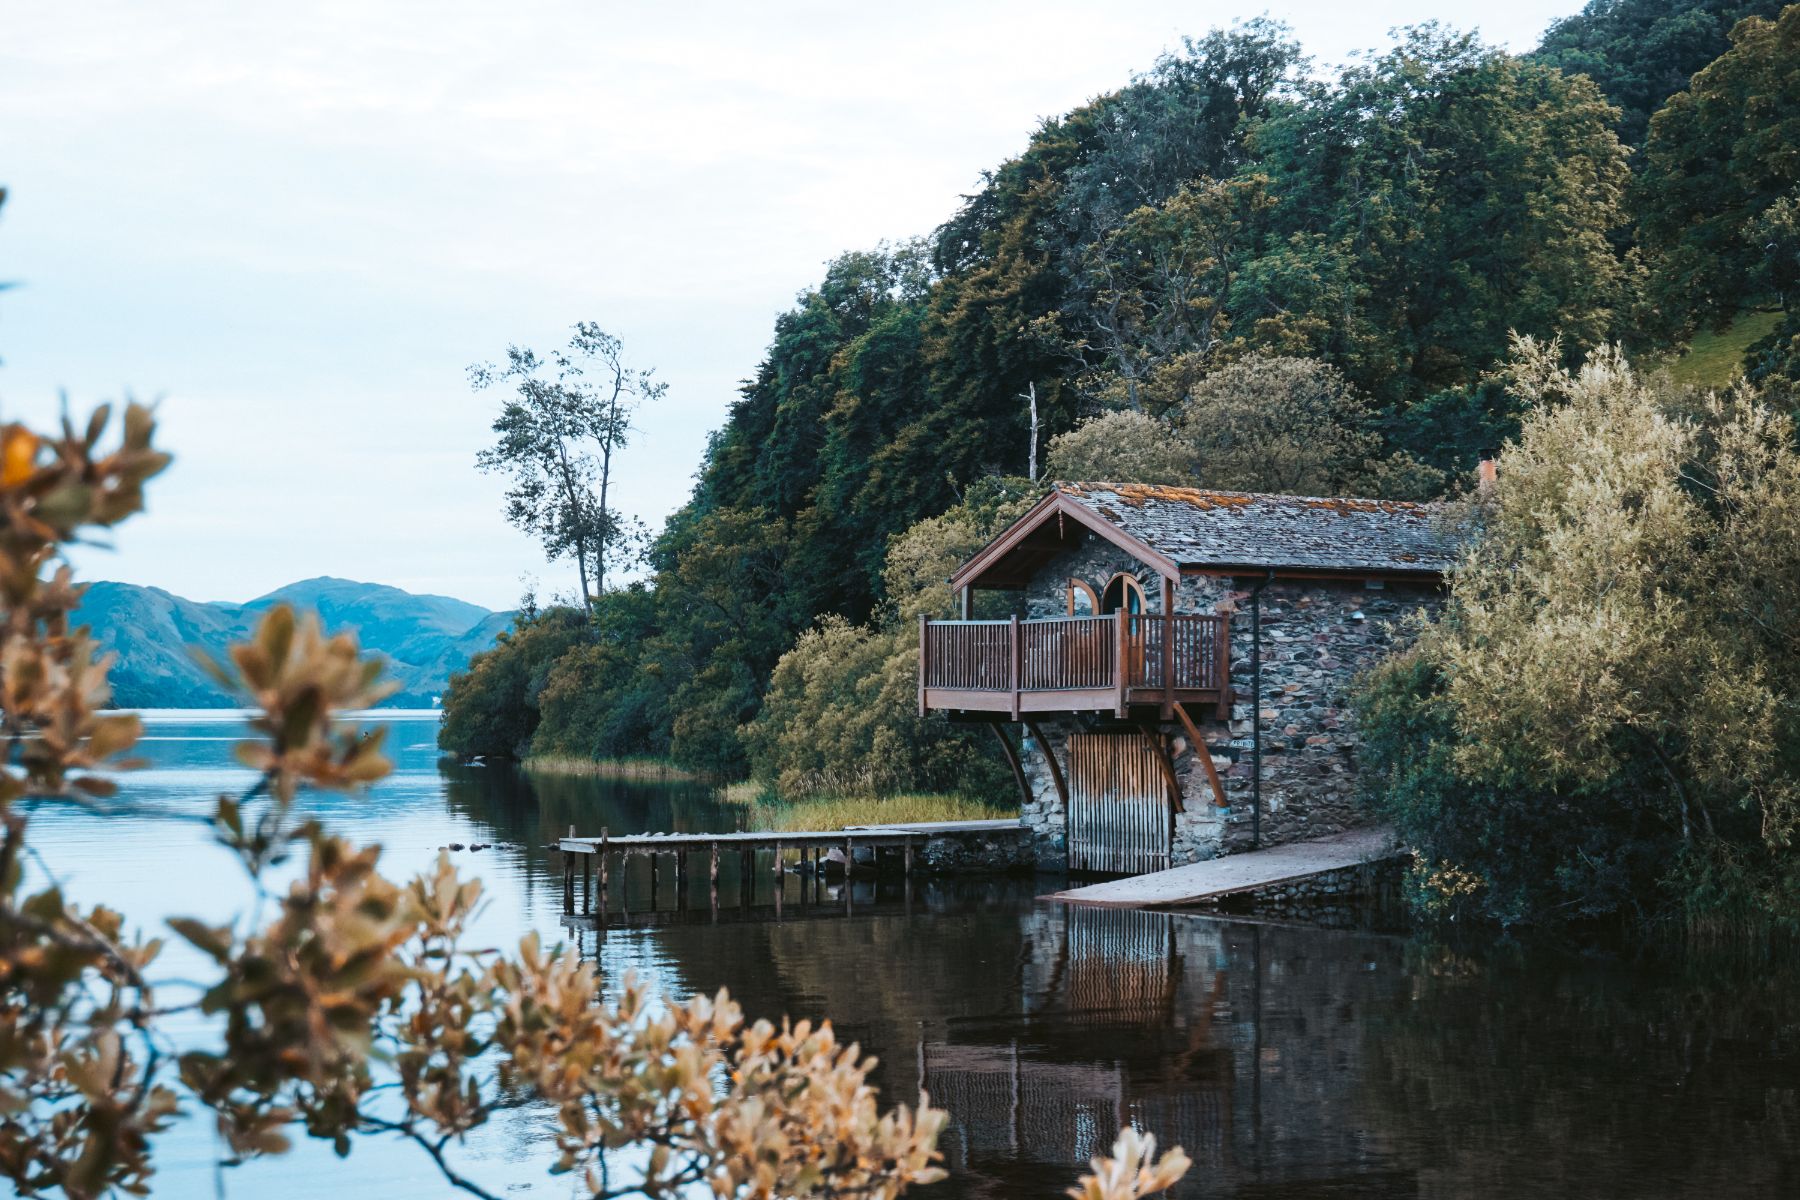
0;0;1578;608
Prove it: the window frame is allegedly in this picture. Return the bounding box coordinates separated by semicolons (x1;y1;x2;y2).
1100;572;1146;615
1066;577;1100;616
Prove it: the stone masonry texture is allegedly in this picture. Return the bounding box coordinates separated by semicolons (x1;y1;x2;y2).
1013;529;1443;869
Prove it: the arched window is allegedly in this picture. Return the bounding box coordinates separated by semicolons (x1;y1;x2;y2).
1067;578;1099;616
1100;572;1146;616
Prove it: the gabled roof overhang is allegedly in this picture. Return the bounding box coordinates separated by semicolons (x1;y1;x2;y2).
949;490;1179;592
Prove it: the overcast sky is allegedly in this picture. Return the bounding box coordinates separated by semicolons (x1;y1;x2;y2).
2;0;1581;611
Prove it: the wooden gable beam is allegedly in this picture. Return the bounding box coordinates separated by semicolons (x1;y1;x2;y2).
950;492;1180;593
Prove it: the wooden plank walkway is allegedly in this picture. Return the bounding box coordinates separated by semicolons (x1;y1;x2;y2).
557;818;1022;856
556;818;1026;916
1041;826;1398;909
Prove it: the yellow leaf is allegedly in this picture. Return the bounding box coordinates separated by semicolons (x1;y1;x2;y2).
0;426;38;486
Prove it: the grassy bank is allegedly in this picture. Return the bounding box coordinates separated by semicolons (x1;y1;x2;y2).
1668;308;1782;388
720;786;1015;832
522;755;697;781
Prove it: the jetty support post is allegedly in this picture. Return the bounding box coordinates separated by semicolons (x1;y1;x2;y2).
562;824;575;914
598;830;609;917
709;842;720;912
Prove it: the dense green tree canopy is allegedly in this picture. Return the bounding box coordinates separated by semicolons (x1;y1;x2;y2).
437;608;590;759
1635;4;1800;352
1531;0;1789;146
1249;27;1632;405
745;481;1035;799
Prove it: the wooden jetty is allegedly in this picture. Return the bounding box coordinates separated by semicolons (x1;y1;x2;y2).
557;819;1024;916
1041;827;1397;909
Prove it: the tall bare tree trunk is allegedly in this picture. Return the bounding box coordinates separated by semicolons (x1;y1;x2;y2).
596;439;612;596
594;366;628;597
552;436;593;617
1024;381;1040;482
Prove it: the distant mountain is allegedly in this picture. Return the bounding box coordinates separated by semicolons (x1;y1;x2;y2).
75;577;511;708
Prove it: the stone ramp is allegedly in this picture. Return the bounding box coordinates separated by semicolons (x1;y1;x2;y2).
1041;826;1398;909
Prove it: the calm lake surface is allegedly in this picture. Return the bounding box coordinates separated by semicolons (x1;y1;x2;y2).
23;713;1800;1198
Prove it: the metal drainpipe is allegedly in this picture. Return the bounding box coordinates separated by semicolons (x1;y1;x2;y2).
1250;569;1274;850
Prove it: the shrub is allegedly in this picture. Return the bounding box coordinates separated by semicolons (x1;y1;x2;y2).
1178;355;1443;497
437;607;589;759
1045;410;1196;484
1357;339;1800;934
742;482;1034;800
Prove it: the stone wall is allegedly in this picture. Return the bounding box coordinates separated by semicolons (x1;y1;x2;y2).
1211;576;1440;852
1022;537;1170;618
1207;855;1406;924
1012;526;1442;868
1018;723;1071;868
913;829;1037;873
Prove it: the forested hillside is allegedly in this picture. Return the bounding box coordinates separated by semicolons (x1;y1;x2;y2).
441;2;1800;790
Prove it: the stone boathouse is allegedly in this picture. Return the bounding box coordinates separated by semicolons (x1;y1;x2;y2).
917;482;1459;872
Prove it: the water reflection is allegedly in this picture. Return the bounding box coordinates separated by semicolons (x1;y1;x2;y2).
23;715;1800;1198
439;758;745;848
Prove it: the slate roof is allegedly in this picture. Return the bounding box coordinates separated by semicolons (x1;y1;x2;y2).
1055;482;1460;575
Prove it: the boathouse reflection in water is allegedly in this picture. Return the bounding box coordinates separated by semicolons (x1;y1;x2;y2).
916;906;1405;1197
566;882;1413;1198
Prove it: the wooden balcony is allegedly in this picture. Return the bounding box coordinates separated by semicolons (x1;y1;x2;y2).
918;612;1230;719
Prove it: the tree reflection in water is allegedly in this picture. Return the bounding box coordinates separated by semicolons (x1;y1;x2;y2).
604;900;1798;1198
437;750;1799;1198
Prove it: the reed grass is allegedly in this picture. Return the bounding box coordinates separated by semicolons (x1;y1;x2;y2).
521;755;697;781
717;780;768;806
732;790;1015;833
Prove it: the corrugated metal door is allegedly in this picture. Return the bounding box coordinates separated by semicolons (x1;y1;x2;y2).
1066;733;1171;874
1064;907;1175;1019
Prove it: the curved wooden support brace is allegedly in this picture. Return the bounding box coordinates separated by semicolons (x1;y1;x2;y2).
1173;702;1229;810
1139;724;1185;814
989;723;1032;811
1023;720;1068;816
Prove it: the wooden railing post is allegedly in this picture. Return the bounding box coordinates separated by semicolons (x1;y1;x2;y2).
918;615;929;716
1160;578;1175;719
1009;614;1022;720
1114;609;1128;718
1215;611;1232;719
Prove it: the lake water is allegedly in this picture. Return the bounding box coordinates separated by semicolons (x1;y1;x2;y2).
21;713;1800;1198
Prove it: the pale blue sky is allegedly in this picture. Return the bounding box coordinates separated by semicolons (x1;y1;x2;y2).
2;0;1580;610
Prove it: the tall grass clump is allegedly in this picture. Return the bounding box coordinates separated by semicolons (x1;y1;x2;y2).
523;754;696;780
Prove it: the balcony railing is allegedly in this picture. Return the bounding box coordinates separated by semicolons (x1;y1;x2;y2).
918;611;1229;718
